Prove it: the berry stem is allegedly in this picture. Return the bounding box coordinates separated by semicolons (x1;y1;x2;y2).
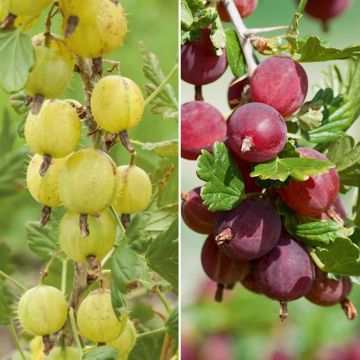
341;298;358;320
8;321;26;360
246;25;290;36
306;246;326;271
110;206;127;234
136;326;167;339
215;283;225;302
61;259;68;295
194;85;204;101
279;301;288;321
156;286;172;315
40;250;63;282
0;270;27;292
69;307;84;351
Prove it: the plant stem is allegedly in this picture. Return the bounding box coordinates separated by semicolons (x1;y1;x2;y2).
297;0;309;15
9;321;26;360
136;327;166;339
130;139;145;147
307;246;325;270
0;271;27;292
144;63;178;106
61;259;68;294
40;250;63;282
156;287;172;315
247;25;289;36
221;0;257;75
110;206;126;234
69;307;83;351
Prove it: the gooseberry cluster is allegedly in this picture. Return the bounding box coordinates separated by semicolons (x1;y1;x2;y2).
181;0;356;320
0;0;174;358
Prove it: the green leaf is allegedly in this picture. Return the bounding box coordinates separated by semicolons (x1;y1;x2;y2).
316;237;360;276
0;30;35;93
225;28;246;78
141;140;178;158
0;242;14;274
0;110;16;154
197;142;244;211
296;36;360;62
130;332;164;360
141;43;178;120
111;243;152;294
111;281;127;319
251;157;335;182
146;220;178;291
338;164;360;188
82;346;118;360
166;307;178;341
0;279;13;325
181;0;194;28
26;221;60;259
327;135;360;172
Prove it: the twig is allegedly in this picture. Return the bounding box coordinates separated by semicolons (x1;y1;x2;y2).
0;270;27;292
40;250;63;281
136;327;166;339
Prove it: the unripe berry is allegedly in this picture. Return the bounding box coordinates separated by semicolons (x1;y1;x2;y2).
59;149;118;215
18;285;68;336
91;76;144;133
47;347;81;360
59;210;116;263
25;99;81;158
8;0;52;17
77;290;127;343
112;165;152;214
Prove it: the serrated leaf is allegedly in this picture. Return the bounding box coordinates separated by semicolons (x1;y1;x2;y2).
146;220;178;292
296;36;360;62
181;0;194;28
225;28;246;78
0;279;13;325
197;142;244;211
327;135;360;172
130;332;164;360
141;140;178;158
315;237;360;276
166;307;178;341
26;221;60;259
339;164;360;188
111;243;152;294
0;30;35;93
111;281;126;319
0;242;14;274
82;346;118;360
251;157;335;182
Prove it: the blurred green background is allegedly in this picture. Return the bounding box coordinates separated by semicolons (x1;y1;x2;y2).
0;0;178;357
181;1;360;359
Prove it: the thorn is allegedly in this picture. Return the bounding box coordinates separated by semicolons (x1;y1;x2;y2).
215;283;224;302
341;298;357;320
40;206;52;227
215;228;233;245
79;214;89;237
279;301;288;321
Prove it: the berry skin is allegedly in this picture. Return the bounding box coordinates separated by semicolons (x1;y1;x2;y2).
250;56;308;117
27;155;67;208
227;77;249;109
59;210;116;263
25;99;81;158
107;319;137;360
181;101;227;160
254;232;314;302
215;198;281;261
227;102;287;163
181;28;228;86
60;0;127;59
8;0;52;16
181;187;217;234
241;269;263;294
77;290;127;343
25;34;75;100
217;0;258;22
59;149;118;215
112;165;152;214
305;267;352;307
278;147;340;217
47;347;81;360
91;76;144;133
18;285;68;336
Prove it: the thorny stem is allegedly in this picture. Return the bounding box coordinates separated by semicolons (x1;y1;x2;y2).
144;63;178;106
136;327;167;339
9;321;26;360
0;270;27;292
69;307;83;351
40;250;63;281
156;287;172;315
221;0;257;75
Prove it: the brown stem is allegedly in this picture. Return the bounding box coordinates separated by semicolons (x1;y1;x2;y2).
40;206;52;227
215;283;225;302
86;255;97;270
42;335;53;355
31;94;45;115
341;298;357;320
279;301;288;321
69;263;88;309
39;154;52;177
0;13;16;31
119;131;136;164
194;85;204;101
92;57;103;77
226;283;235;290
215;228;233;245
79;214;89;237
44;1;59;36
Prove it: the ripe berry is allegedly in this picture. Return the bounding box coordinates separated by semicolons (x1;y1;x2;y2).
59;149;118;215
18;285;68;336
60;0;127;59
59;210;116;263
250;56;308;117
25;34;75;103
241;269;263;294
305;267;352;307
227;77;249;109
112;165;152;214
227;102;287;163
27;155;67;208
254;232;314;319
25;99;81;158
77;289;127;343
215;198;281;260
8;0;52;16
47;347;81;360
181;28;228;86
201;235;249;302
181;101;227;160
181;187;217;234
91;76;144;133
217;0;258;22
107;319;137;360
278;147;340;217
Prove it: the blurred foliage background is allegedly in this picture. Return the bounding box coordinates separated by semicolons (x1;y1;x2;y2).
181;1;360;359
0;0;178;357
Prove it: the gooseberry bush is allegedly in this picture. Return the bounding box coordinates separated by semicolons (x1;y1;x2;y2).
0;1;178;359
181;0;360;321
